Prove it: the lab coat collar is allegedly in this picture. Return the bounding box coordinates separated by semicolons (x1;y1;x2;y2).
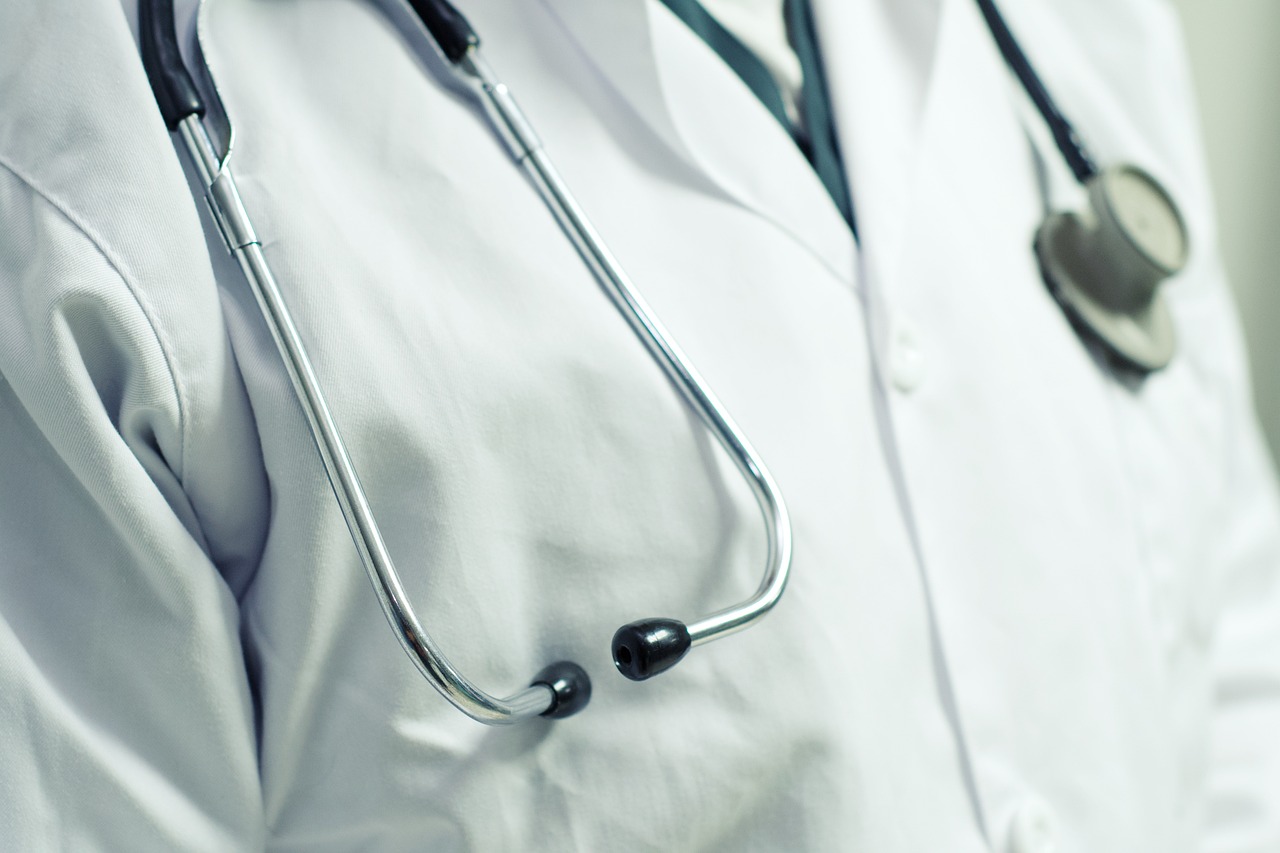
541;0;856;288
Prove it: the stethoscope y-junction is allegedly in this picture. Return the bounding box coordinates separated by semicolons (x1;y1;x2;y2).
138;0;1187;726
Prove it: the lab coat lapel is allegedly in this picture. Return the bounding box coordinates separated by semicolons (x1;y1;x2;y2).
541;0;855;285
892;0;1041;288
812;0;945;292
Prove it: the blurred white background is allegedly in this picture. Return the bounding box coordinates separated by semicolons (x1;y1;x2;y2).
1172;0;1280;466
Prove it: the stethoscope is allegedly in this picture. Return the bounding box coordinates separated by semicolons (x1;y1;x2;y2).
137;0;1186;726
975;0;1189;373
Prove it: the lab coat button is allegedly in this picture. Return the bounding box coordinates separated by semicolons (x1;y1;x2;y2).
889;315;927;392
1006;798;1059;853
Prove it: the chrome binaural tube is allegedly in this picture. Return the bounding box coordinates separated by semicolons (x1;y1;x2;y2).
135;0;591;723
174;113;587;724
454;48;794;681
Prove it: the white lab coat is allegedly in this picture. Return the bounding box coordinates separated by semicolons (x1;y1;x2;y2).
1;0;1277;850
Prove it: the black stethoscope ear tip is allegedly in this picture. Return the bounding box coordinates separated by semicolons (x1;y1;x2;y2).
612;619;693;681
1036;165;1187;374
533;661;593;719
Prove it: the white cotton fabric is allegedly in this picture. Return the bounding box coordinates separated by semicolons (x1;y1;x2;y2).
0;0;1277;850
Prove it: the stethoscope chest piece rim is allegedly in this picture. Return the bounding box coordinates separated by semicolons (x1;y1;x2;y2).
1034;165;1186;373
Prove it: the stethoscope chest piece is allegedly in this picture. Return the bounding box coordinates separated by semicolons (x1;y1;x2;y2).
1035;164;1188;373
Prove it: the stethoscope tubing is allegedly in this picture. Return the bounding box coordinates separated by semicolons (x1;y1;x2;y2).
973;0;1098;184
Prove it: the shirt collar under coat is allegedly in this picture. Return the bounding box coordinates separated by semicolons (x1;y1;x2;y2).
539;0;947;295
